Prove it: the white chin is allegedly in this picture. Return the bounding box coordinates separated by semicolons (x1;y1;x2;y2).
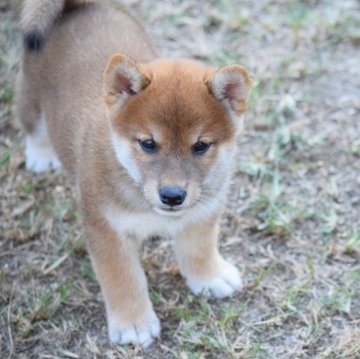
153;207;185;217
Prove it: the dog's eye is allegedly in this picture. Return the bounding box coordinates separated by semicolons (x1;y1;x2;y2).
139;139;158;153
193;141;211;155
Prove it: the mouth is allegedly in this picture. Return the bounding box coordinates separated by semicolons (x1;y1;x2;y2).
153;206;185;217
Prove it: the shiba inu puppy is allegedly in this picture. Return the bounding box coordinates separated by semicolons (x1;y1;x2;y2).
16;0;252;347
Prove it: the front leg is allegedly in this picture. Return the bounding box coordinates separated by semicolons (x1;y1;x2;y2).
174;216;242;298
85;217;160;347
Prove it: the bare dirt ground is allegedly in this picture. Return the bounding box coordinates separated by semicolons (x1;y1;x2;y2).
1;0;360;358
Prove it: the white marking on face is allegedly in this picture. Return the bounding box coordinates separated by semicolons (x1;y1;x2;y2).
190;183;228;221
108;140;236;239
104;204;169;239
204;143;235;187
212;101;245;134
111;132;142;184
153;207;185;217
143;179;198;213
103;194;225;241
232;113;244;134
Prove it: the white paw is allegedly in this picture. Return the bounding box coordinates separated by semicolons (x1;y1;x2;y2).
108;308;160;348
25;135;61;173
186;261;242;298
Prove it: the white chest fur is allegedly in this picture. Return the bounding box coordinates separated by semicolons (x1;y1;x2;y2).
104;206;174;239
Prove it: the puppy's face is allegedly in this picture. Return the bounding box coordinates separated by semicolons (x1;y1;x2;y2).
104;56;251;216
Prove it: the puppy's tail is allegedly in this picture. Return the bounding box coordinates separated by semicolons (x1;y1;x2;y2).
21;0;91;52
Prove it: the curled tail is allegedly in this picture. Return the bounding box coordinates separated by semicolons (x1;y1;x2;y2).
21;0;91;52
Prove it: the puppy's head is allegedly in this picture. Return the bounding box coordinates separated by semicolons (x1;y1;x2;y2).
103;54;251;216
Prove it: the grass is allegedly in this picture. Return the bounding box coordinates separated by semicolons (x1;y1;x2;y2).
344;231;360;254
1;0;360;358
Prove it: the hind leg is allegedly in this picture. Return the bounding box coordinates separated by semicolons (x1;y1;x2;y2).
24;114;62;173
15;68;61;173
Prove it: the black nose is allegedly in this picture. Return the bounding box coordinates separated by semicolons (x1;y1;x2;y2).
159;186;187;206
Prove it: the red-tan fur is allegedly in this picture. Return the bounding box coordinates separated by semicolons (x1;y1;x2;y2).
16;0;251;347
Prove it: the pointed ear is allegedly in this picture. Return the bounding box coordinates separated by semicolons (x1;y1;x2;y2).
103;53;151;108
204;64;252;115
